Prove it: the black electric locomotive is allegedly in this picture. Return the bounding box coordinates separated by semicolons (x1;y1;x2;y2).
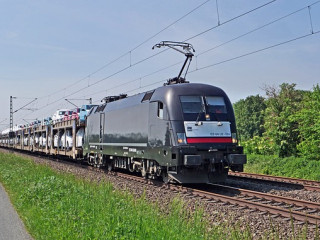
83;80;246;183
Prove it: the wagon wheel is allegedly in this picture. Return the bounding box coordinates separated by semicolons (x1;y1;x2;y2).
94;154;99;167
141;160;148;179
162;171;169;184
141;169;148;179
95;154;104;168
107;161;113;172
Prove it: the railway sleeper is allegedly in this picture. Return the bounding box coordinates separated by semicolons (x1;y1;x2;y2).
292;206;305;211
306;209;317;214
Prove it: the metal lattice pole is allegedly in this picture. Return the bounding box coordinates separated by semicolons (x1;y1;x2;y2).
10;96;13;131
10;96;13;145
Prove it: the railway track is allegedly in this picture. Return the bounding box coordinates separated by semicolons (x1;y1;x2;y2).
207;184;320;211
186;186;320;225
229;172;320;192
2;148;320;226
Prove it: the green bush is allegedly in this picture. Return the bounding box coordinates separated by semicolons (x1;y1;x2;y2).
241;136;275;155
245;154;320;181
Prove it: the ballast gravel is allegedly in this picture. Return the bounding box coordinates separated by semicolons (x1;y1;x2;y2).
3;150;320;239
226;177;320;204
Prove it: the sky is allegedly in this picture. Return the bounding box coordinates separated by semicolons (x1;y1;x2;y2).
0;0;319;130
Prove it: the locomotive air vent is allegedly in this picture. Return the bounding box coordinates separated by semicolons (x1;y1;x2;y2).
95;104;107;113
142;90;155;102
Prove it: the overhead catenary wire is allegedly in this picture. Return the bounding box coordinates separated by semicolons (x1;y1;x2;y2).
83;0;278;100
13;98;38;114
103;31;320;100
35;0;212;101
19;0;319;128
196;1;320;57
184;0;277;42
68;0;279;97
19;0;320;128
20;0;320;124
83;1;320;101
25;0;277;116
190;31;320;73
86;61;183;98
17;0;216;118
10;30;320;127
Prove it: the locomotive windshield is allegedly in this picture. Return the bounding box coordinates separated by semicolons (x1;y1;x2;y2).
180;95;227;121
180;96;203;113
205;96;227;114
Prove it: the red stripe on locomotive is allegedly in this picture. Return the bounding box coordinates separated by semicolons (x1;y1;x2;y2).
186;137;232;143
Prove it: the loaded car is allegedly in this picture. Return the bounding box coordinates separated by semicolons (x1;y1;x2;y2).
53;132;63;148
63;110;74;121
76;128;84;147
71;108;80;120
52;109;70;124
61;130;73;149
42;117;52;126
79;105;98;123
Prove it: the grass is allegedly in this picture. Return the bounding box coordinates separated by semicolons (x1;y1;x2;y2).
0;152;252;240
244;154;320;181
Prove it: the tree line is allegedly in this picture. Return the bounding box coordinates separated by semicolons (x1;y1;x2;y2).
233;83;320;160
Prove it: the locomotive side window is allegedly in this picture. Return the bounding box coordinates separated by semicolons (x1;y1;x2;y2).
205;96;227;114
157;102;164;119
180;96;203;113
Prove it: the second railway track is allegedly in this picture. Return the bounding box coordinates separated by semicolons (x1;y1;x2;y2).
229;172;320;192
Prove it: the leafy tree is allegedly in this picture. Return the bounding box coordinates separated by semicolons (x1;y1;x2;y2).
233;95;266;141
293;85;320;160
263;83;305;157
242;136;274;155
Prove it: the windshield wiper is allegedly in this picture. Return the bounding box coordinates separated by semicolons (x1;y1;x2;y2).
195;104;205;125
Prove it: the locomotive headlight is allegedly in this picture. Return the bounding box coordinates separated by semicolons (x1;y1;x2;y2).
177;133;187;145
232;133;237;143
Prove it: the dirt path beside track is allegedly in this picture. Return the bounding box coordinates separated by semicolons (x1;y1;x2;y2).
0;183;33;240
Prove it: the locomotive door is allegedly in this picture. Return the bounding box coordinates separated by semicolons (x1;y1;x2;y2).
99;113;105;150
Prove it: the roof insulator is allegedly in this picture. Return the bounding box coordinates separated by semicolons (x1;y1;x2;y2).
101;94;128;103
164;77;189;86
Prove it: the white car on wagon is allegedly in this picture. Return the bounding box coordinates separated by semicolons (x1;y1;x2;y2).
52;109;70;124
